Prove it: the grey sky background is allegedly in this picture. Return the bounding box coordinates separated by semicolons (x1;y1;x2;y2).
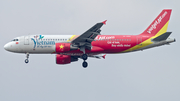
0;0;180;101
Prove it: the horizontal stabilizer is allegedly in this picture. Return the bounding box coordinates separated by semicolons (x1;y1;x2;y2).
152;32;172;41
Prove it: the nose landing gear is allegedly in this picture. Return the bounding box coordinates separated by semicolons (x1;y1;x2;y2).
25;52;29;63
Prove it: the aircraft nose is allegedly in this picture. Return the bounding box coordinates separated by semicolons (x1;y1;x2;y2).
4;43;9;51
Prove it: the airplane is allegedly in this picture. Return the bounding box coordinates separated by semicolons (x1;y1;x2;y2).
4;9;175;68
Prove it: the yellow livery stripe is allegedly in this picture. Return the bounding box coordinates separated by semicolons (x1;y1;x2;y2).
67;35;76;42
122;20;169;52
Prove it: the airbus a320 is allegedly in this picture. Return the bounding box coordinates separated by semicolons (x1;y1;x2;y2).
4;9;175;68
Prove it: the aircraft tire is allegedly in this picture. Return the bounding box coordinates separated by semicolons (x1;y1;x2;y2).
25;59;29;63
82;54;88;60
82;61;88;68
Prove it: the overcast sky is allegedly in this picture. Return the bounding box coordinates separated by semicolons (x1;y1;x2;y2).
0;0;180;101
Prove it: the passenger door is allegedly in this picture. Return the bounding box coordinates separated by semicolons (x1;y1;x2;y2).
24;36;29;45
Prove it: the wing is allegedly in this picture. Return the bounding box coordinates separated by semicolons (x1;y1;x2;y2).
71;20;107;50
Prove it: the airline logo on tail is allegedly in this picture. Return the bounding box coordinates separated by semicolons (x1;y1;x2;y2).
141;9;172;36
147;11;168;34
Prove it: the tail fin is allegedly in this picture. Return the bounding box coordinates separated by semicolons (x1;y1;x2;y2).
140;9;172;37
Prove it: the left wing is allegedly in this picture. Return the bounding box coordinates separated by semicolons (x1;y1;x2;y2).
71;20;107;50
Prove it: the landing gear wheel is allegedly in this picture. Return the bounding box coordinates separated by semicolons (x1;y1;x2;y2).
82;54;88;60
25;59;29;63
25;52;29;64
82;61;88;68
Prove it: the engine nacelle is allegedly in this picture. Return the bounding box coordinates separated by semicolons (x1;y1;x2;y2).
55;43;78;53
56;43;71;53
56;54;78;64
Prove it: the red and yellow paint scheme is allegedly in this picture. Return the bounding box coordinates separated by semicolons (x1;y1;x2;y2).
55;9;173;54
4;9;175;68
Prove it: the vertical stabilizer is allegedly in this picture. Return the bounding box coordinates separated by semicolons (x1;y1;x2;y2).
140;9;172;37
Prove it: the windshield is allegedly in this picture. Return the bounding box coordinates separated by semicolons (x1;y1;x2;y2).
12;39;19;41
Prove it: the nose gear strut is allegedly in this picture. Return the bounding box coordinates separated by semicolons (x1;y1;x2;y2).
25;52;29;63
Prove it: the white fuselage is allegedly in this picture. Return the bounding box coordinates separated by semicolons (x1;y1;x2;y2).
4;35;175;54
4;35;73;54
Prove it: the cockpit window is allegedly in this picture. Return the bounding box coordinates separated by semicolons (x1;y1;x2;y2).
12;39;19;41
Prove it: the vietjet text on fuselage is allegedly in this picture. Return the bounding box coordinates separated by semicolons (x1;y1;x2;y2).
4;9;175;68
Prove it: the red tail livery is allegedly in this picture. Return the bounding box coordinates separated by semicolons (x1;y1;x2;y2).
4;9;175;68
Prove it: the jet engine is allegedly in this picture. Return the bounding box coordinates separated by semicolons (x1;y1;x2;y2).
56;54;78;64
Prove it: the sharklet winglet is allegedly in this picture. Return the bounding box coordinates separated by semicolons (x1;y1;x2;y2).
102;20;107;25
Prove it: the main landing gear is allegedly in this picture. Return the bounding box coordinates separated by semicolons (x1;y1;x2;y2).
25;52;29;63
82;54;88;68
